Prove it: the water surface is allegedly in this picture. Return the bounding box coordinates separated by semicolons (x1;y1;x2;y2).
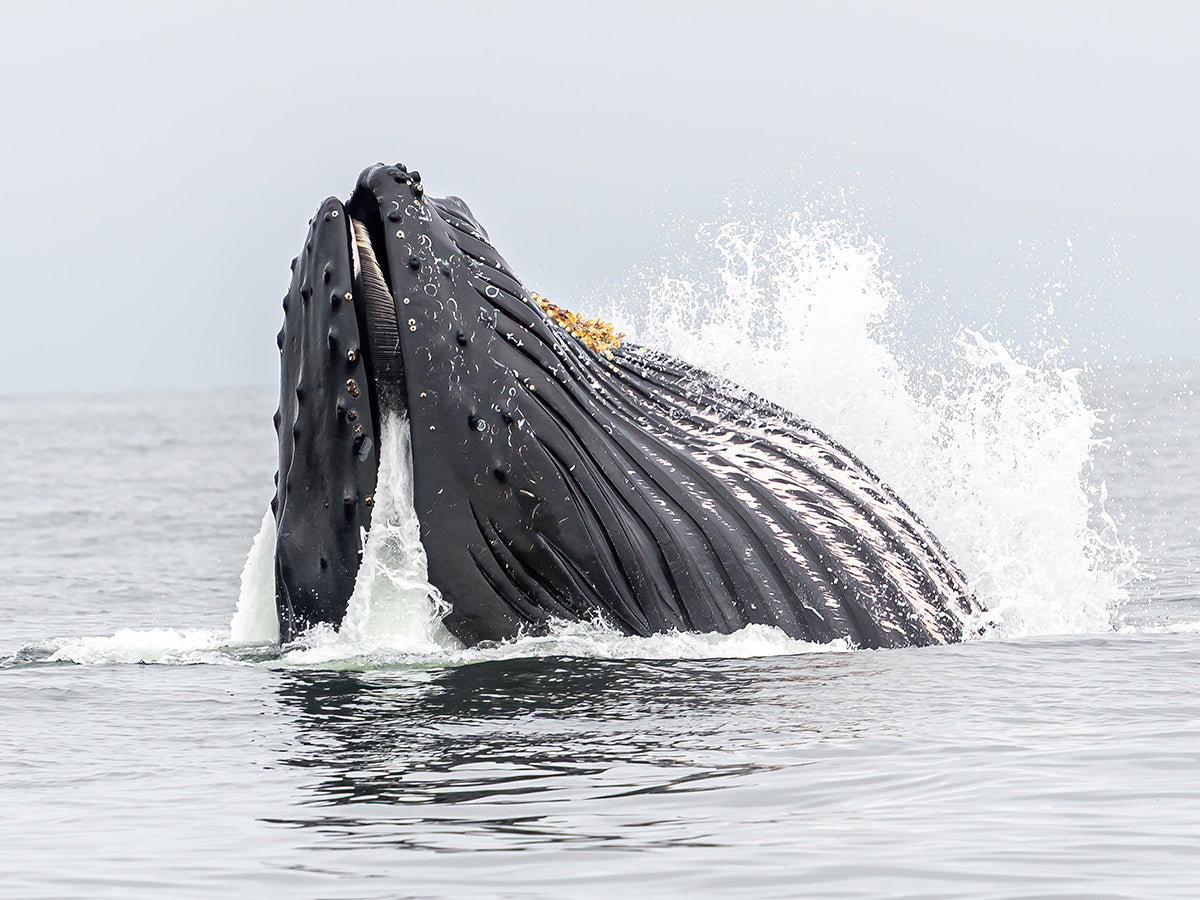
2;363;1198;898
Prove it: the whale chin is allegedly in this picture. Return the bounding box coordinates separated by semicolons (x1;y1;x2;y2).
271;163;982;648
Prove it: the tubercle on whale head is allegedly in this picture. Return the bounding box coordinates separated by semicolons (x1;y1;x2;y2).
272;194;383;642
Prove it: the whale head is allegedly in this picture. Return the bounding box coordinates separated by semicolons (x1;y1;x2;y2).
272;163;980;648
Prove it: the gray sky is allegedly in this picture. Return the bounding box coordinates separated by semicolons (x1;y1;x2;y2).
2;0;1197;394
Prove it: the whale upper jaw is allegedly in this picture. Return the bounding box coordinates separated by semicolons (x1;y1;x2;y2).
272;163;981;650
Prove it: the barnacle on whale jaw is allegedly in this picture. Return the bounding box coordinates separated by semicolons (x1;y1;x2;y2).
532;292;625;358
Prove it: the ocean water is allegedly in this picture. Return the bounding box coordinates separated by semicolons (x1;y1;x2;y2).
3;216;1199;897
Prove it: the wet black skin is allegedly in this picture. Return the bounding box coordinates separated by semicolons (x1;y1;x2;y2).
273;163;981;647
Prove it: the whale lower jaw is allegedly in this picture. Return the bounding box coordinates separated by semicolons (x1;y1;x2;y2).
271;163;982;649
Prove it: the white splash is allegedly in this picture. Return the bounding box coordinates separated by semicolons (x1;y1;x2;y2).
48;628;233;666
273;619;844;668
48;508;280;665
601;208;1139;639
229;508;280;643
439;620;848;663
310;413;459;655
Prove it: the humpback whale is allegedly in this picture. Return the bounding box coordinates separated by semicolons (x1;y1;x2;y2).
272;163;980;648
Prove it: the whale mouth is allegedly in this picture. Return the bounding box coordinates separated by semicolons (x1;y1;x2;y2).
272;188;407;642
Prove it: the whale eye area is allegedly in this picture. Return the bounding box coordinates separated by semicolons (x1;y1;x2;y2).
493;467;507;482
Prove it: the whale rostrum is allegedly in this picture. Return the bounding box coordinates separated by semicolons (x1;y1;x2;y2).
272;163;981;648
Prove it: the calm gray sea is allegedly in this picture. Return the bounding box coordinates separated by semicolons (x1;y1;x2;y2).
2;362;1198;899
